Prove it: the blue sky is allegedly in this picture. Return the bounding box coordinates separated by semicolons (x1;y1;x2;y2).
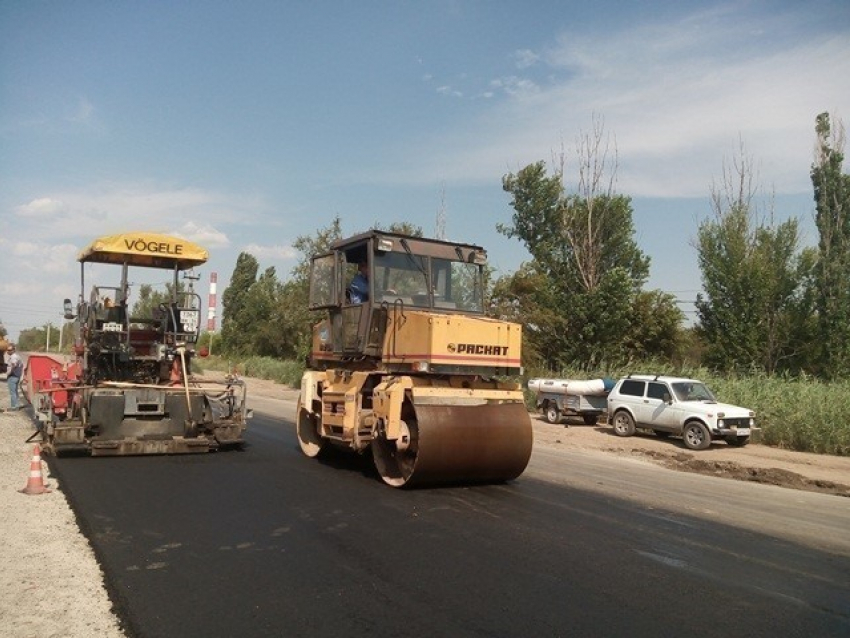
1;0;848;341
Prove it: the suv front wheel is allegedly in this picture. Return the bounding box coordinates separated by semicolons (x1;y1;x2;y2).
612;411;636;437
682;421;711;450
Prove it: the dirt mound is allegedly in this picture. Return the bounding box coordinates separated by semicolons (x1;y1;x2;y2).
621;448;850;496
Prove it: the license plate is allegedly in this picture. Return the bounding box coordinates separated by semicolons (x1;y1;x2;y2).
735;428;750;436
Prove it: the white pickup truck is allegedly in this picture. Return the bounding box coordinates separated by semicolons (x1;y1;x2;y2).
606;375;755;449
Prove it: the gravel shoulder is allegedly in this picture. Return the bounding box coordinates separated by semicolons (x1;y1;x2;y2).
0;391;126;638
2;372;848;637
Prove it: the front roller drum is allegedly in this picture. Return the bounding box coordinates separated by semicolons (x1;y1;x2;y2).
372;401;532;488
296;397;327;458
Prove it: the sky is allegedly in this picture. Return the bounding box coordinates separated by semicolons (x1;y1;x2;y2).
1;0;848;341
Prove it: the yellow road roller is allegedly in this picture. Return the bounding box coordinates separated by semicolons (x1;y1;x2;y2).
297;230;532;487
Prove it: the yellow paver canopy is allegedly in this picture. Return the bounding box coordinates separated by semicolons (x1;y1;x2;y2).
78;232;209;270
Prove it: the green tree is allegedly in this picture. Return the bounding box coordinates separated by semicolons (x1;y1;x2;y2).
811;112;850;378
220;252;260;354
242;267;283;356
130;282;186;323
498;121;678;367
695;147;811;374
276;218;345;360
18;324;62;352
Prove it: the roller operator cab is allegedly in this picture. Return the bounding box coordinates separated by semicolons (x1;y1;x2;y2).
297;230;533;487
33;232;249;457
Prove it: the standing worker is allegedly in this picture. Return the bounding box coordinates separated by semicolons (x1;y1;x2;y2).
6;344;23;411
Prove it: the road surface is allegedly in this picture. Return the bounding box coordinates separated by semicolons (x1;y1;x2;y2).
48;396;850;638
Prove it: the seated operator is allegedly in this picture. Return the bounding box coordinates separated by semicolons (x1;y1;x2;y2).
349;261;369;304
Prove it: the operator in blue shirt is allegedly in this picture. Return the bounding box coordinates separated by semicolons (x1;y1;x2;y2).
349;261;369;303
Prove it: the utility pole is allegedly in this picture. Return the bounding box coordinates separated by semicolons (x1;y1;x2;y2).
435;182;447;240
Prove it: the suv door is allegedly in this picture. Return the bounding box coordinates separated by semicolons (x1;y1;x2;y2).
641;381;680;432
612;379;646;423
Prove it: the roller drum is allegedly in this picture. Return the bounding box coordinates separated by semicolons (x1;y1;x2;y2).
372;401;532;488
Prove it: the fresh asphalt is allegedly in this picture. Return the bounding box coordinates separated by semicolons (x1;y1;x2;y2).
49;408;850;638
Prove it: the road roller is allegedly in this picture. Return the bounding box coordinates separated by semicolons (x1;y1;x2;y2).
297;230;533;487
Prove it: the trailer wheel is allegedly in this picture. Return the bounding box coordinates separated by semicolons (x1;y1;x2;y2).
544;404;561;424
582;414;598;425
682;421;711;450
612;411;635;437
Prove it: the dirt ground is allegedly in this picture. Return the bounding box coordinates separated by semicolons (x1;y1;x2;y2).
531;413;850;497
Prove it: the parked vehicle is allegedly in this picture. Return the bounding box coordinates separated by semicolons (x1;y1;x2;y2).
606;374;755;450
528;378;614;425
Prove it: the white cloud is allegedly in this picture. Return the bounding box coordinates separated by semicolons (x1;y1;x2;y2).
16;197;66;218
10;241;79;275
377;8;850;198
242;243;298;261
513;48;539;69
437;85;463;98
489;76;540;99
6;183;268;242
0;282;34;296
174;222;230;248
67;96;95;123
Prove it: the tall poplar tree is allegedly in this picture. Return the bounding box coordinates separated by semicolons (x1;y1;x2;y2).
220;252;259;354
695;147;810;373
811;112;850;377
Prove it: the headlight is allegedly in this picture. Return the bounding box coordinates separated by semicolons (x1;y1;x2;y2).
717;418;724;427
749;418;754;426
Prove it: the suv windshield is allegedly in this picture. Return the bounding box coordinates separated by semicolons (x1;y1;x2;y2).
672;382;716;402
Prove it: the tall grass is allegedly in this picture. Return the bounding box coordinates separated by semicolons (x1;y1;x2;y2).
530;361;850;456
196;355;305;387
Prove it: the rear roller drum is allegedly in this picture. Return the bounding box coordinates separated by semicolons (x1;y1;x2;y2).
372;400;533;488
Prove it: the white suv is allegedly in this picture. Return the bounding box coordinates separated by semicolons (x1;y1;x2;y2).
607;375;755;450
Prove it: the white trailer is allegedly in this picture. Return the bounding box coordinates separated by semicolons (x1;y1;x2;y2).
528;378;614;425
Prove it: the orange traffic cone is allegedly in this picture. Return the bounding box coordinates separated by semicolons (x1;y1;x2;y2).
19;444;51;495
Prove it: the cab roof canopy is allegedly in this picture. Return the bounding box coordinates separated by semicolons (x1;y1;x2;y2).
78;232;209;270
331;230;487;263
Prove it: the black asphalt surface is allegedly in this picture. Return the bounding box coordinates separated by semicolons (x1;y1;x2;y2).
48;411;850;638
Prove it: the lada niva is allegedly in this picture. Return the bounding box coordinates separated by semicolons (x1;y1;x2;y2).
607;375;755;450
